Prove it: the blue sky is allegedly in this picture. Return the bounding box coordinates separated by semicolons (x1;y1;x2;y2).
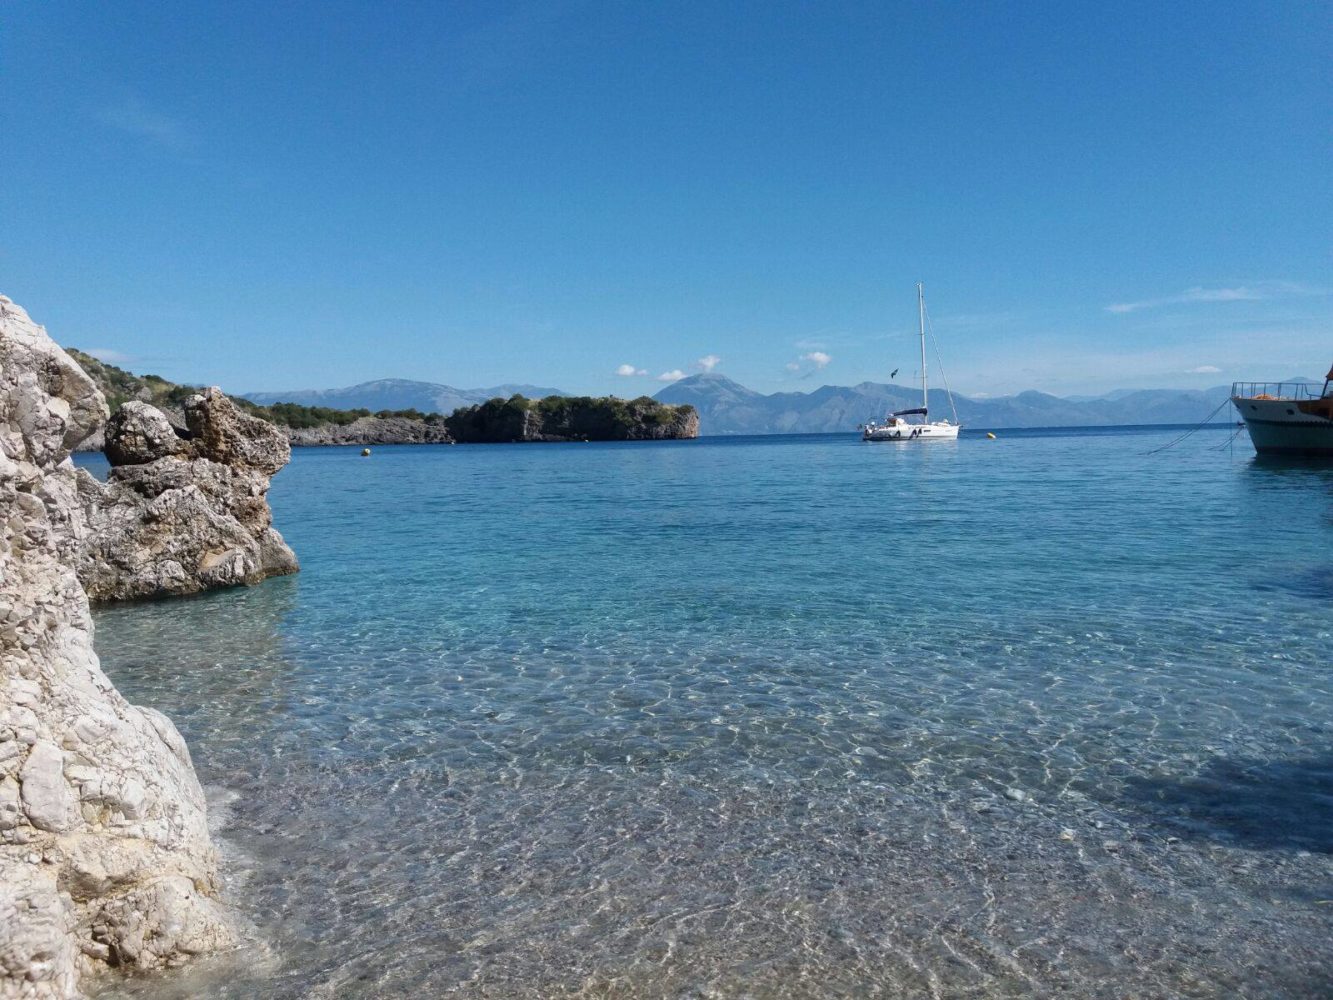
4;1;1329;397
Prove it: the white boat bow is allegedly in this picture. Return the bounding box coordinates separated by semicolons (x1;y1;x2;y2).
1231;369;1333;457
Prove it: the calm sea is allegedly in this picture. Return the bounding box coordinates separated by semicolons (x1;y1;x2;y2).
83;427;1332;999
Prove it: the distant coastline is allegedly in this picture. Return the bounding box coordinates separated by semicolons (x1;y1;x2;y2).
652;372;1259;434
70;351;1291;446
67;349;697;449
250;372;1289;434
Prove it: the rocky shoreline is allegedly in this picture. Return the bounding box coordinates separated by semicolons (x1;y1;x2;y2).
284;415;455;447
2;291;695;997
2;295;237;998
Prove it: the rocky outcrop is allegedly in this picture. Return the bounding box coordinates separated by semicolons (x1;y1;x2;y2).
73;411;189;458
77;389;298;602
445;394;700;443
1;294;235;998
285;415;454;447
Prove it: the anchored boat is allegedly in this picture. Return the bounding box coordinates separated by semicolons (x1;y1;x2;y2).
1231;365;1333;457
862;283;960;442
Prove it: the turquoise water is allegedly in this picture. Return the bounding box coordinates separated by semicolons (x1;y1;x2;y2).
85;428;1333;998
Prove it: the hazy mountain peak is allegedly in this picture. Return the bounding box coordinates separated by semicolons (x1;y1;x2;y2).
671;372;750;388
653;375;1238;434
658;373;762;400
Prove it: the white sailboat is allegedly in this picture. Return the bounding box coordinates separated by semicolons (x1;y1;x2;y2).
862;283;961;442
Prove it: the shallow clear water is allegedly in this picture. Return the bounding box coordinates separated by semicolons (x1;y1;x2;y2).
84;428;1333;998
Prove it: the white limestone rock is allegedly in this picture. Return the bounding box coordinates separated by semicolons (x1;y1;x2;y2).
18;742;75;834
1;293;236;999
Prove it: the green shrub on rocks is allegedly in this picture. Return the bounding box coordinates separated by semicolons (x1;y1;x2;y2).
445;393;697;442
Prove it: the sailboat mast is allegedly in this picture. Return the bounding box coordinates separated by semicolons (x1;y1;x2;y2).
917;282;928;413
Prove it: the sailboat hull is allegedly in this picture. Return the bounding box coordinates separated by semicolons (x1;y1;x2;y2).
862;422;960;442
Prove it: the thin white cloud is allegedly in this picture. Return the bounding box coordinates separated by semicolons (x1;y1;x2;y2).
656;369;686;382
85;347;132;364
793;338;827;351
696;354;721;372
1106;281;1324;314
615;363;647;377
1186;365;1221;374
785;351;833;377
948;322;1330;397
99;97;192;153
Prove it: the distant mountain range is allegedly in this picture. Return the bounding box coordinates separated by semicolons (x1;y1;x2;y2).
241;373;1318;435
652;373;1250;434
244;378;568;414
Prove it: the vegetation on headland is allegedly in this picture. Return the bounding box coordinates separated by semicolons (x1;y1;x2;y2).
67;349;201;413
445;393;697;442
64;350;695;443
258;402;447;429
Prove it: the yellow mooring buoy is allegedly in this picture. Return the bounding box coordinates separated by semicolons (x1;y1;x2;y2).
986;432;997;440
361;447;372;456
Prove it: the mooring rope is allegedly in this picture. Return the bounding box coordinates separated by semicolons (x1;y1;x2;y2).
1146;395;1233;455
1214;421;1246;451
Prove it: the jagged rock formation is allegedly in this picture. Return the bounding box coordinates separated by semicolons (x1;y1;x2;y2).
445;394;699;443
77;388;298;602
1;294;235;998
284;415;454;446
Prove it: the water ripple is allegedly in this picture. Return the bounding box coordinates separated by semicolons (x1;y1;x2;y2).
85;430;1333;998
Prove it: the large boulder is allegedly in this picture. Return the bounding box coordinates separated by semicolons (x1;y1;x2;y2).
102;402;187;466
0;293;235;998
77;388;298;602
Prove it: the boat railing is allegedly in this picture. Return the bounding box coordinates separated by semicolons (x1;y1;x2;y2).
1231;381;1326;401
